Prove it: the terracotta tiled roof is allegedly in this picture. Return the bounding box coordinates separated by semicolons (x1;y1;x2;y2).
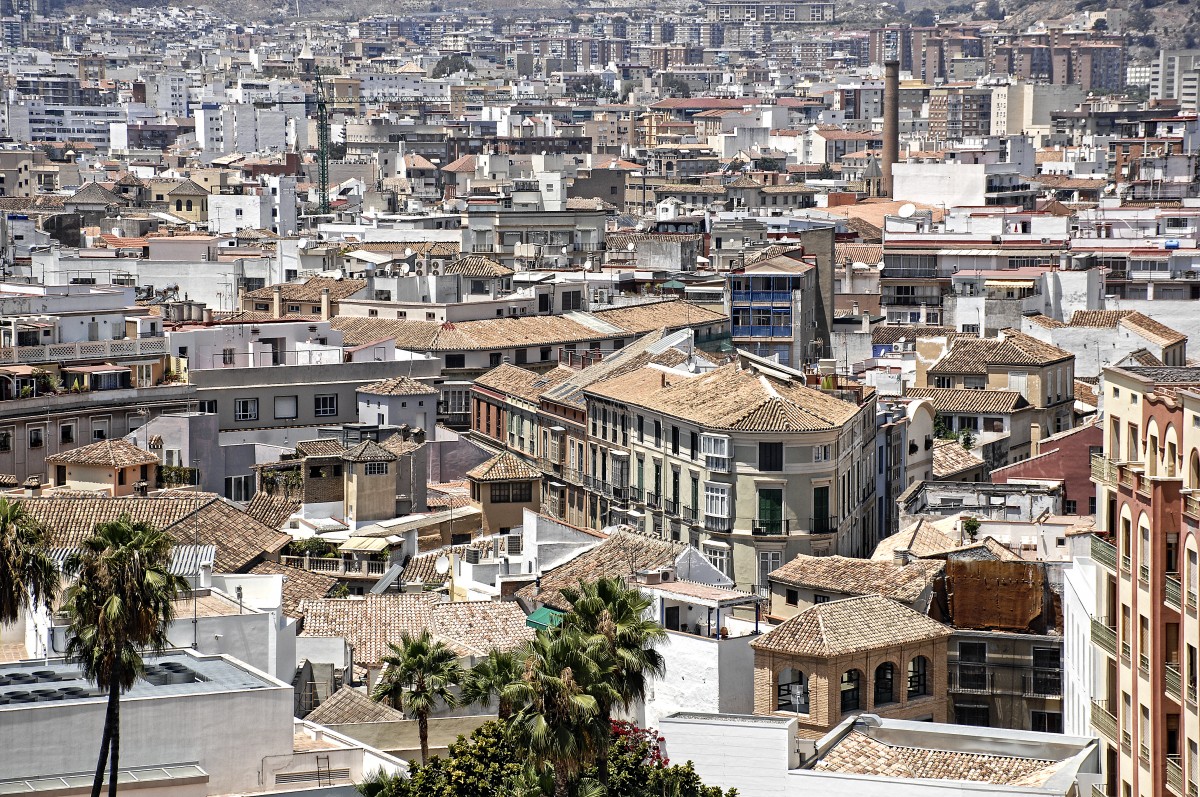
357;376;439;397
474;363;576;403
466;452;542;482
248;560;337;618
932;439;986;479
245;492;301;530
871;325;963;345
744;244;806;265
871;520;960;562
331;300;726;351
444;254;514;278
18;494;290;573
1067;310;1186;346
811;731;1059;785
295;439;349;458
45;439;158;468
245;276;368;303
585;361;861;433
441;154;477;173
401;541;489;585
349;241;460;257
1073;379;1098;407
904;387;1029;414
297;593;533;664
835;243;884;267
929;331;1073;375
340;440;397;463
306;685;408;724
769;555;942;604
750;594;950;657
517;529;680;610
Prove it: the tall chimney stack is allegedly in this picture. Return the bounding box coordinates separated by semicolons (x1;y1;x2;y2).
882;60;900;198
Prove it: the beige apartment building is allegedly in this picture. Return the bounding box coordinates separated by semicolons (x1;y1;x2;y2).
582;352;878;591
1087;365;1200;797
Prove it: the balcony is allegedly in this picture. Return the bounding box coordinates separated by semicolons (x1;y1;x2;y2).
681;505;697;524
1168;757;1185;796
1167;575;1183;611
731;325;794;339
1185;490;1200;520
279;554;389;578
629;486;644;504
1090;700;1118;741
1166;663;1183;698
662;498;680;516
1091;536;1118;571
703;516;732;533
1091;453;1118;487
1022;671;1062;698
753;518;790;536
645;492;661;509
1091;617;1117;657
731;290;795;305
948;666;993;694
810;516;838;534
1139;564;1150;587
1141;653;1151;678
0;336;168;367
471;243;497;253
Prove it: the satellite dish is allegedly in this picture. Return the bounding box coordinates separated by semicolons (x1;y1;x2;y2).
434;555;450;575
561;246;569;255
403;247;414;259
297;237;309;249
898;203;917;218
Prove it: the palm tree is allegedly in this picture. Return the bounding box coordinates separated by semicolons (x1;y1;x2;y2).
63;516;188;797
461;648;524;720
560;577;667;784
371;630;463;764
0;497;58;625
502;630;612;797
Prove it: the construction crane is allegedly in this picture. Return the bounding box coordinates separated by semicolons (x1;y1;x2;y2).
312;68;330;216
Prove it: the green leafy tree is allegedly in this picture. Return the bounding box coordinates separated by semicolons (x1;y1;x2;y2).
600;721;737;797
63;517;188;797
560;577;666;785
371;630;464;764
462;649;525;720
0;497;57;626
431;54;475;79
502;630;609;797
912;8;936;26
959;429;975;450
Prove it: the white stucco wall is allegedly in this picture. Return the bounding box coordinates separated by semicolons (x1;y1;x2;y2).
1061;552;1101;738
659;713;798;797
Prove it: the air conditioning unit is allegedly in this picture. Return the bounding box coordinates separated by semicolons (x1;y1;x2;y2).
463;548;481;565
506;534;523;556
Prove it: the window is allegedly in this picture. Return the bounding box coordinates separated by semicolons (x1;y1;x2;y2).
287;304;301;314
776;668;808;712
758;550;782;590
704;483;730;519
197;400;217;414
1031;711;1063;733
540;347;552;361
785;588;798;606
515;349;527;365
907;656;929;698
511;481;533;502
813;594;829;603
1064;500;1077;514
955;704;990;727
60;424;74;444
934;376;953;389
702;543;728;575
314;394;338;417
222;347;236;365
840;670;861;712
28;427;43;448
274;395;298;420
812;444;831;462
225;475;255;502
91;418;109;440
701;434;731;472
489;352;502;367
234;398;259;421
445;354;465;369
364;462;389;476
759;441;783;471
875;662;896;706
0;429;11;452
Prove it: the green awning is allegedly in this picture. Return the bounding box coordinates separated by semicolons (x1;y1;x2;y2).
526;606;564;630
661;280;687;289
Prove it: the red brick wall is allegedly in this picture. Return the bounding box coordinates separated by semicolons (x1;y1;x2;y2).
992;422;1102;514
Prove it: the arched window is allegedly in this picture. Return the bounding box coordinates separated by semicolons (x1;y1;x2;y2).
1190;450;1199;489
175;199;182;211
840;669;861;712
186;199;193;212
908;656;930;698
874;662;896;706
776;668;808;713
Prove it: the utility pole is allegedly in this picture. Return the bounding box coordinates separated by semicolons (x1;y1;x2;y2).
314;68;331;217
